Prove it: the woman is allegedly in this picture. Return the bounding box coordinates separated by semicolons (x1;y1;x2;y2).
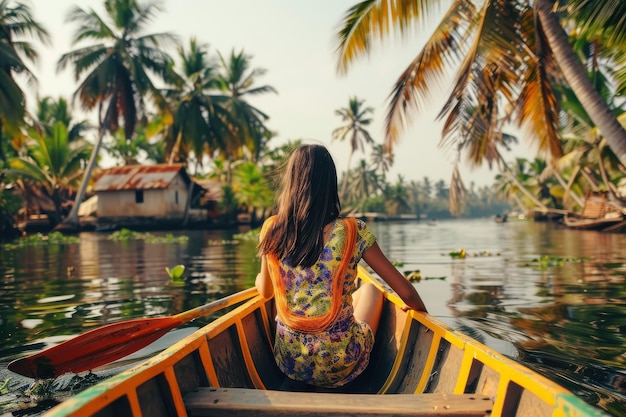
256;144;426;389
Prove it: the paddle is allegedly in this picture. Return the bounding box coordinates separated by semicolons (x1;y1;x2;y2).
8;287;258;379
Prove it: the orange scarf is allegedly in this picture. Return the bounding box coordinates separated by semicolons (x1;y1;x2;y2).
261;216;357;332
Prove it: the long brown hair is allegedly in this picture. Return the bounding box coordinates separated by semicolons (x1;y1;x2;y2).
259;144;341;267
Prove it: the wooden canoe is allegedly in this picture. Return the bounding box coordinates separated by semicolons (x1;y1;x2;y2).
563;214;625;231
40;266;608;417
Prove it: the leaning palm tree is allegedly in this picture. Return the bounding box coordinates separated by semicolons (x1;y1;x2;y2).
334;0;626;173
0;0;49;162
332;96;375;197
57;0;177;230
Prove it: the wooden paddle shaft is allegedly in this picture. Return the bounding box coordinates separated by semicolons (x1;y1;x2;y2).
173;287;259;324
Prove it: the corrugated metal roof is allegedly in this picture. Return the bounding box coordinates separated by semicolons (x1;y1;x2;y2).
94;164;188;191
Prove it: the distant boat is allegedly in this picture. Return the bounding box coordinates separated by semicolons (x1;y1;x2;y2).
495;214;508;223
562;191;625;231
427;218;438;226
563;213;624;231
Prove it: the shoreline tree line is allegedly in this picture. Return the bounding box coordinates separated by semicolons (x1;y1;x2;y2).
2;0;626;236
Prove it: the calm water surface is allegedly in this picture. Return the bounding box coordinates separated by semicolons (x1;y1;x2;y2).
1;219;625;416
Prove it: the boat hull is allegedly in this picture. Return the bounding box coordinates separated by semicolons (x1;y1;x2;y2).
40;266;608;417
563;215;625;231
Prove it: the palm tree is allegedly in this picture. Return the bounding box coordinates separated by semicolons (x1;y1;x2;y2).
383;175;411;216
0;0;49;162
420;176;433;201
344;158;380;213
535;0;626;162
332;96;375;197
164;38;233;167
334;0;626;171
56;0;178;230
231;160;274;224
434;179;449;201
6;122;91;224
216;48;277;162
370;143;393;176
555;56;626;207
502;157;549;211
34;96;92;142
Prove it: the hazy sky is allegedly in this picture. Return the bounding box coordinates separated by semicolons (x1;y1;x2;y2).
28;0;532;187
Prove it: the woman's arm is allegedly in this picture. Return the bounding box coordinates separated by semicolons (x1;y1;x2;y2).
362;242;427;312
255;255;274;299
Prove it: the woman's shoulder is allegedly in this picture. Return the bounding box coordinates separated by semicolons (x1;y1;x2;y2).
338;217;370;231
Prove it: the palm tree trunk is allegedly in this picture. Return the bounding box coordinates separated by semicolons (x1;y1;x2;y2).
596;142;624;208
181;179;194;227
553;170;584;208
536;0;626;165
497;153;548;210
581;167;600;191
562;165;585;209
168;130;183;165
0;120;5;163
340;152;353;199
512;194;528;213
507;171;548;211
58;130;105;232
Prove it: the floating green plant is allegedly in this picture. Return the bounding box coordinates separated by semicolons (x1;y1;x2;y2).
520;255;589;270
443;249;500;258
207;239;239;245
403;270;446;282
2;232;80;249
108;228;142;241
65;372;105;393
145;233;188;244
448;249;467;259
233;228;261;240
404;270;421;282
0;378;10;395
108;229;188;243
165;264;186;284
25;378;56;400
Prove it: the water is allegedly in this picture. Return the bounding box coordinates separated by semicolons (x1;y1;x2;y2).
1;219;625;416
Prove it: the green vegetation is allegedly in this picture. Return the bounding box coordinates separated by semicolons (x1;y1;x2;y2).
233;228;261;241
448;249;467;259
165;264;186;284
0;379;10;395
108;229;189;244
521;255;590;270
2;232;80;249
1;0;626;231
334;1;626;218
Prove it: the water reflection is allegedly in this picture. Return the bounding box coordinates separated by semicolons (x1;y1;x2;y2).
367;219;626;415
1;220;625;416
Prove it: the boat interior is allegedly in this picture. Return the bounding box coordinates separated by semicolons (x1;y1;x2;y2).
45;268;598;417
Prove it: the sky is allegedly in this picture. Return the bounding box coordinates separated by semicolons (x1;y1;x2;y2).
27;0;534;187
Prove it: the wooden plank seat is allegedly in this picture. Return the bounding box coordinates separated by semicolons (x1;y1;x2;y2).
184;387;494;417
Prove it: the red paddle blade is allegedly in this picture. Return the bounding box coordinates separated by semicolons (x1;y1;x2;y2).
8;316;181;379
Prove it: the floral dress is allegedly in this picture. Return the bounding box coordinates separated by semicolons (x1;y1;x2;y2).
264;218;377;388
